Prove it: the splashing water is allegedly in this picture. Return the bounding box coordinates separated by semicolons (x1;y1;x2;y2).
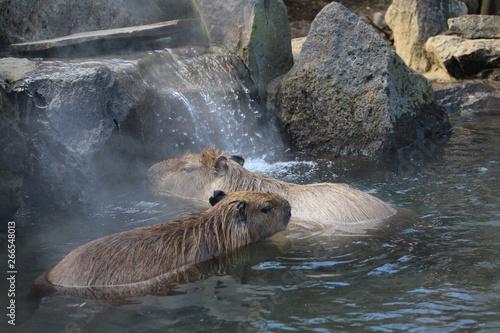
126;47;286;158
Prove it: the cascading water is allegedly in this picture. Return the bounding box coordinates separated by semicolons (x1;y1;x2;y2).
124;47;286;159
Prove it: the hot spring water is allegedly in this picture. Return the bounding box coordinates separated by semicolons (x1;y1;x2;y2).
1;47;498;332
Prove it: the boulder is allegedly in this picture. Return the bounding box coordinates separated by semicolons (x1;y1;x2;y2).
0;0;194;47
268;2;450;156
193;0;293;98
448;15;500;39
425;35;500;79
1;58;135;212
385;0;467;75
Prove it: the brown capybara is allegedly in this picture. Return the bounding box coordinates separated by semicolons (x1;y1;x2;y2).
44;190;291;288
147;147;397;229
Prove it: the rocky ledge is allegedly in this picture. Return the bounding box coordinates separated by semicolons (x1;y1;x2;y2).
425;15;500;80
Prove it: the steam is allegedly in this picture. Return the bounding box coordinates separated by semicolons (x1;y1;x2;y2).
85;46;287;207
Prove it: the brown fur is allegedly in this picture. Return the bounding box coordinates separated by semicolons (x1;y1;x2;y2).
147;147;397;227
45;191;291;287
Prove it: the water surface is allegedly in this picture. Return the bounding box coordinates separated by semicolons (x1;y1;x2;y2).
2;103;499;332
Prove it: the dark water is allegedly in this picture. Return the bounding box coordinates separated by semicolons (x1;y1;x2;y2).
1;103;499;332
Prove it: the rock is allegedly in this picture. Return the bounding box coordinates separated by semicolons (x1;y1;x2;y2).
448;15;500;39
0;57;37;86
0;92;26;225
291;37;306;62
193;0;293;98
9;19;205;57
0;0;194;47
425;35;500;79
0;58;37;224
433;80;500;115
462;0;481;14
2;0;292;101
386;0;467;75
268;2;450;156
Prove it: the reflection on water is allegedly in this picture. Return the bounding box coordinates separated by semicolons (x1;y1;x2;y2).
1;107;499;332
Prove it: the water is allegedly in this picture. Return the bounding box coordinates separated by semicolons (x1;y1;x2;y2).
118;47;285;159
2;99;499;332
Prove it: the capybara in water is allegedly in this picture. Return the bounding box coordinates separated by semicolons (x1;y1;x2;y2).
44;191;291;288
147;147;397;229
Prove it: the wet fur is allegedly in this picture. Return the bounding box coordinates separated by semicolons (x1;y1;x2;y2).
147;147;397;227
45;191;290;288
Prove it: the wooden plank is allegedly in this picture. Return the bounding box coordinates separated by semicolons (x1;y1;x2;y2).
10;19;200;53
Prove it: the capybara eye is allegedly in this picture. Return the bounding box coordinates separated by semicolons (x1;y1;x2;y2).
181;167;196;173
261;205;272;214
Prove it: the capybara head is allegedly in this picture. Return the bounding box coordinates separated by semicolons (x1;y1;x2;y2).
147;147;250;200
207;190;291;244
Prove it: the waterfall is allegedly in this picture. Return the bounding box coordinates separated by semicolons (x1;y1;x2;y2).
111;47;286;160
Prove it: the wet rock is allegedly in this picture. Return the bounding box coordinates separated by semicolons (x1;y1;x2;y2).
0;58;37;224
0;57;37;85
193;0;293;98
433;80;500;115
448;15;500;39
385;0;467;77
0;0;194;47
0;94;26;225
425;35;500;79
268;2;450;156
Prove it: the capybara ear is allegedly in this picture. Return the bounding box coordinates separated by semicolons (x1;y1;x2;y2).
213;156;229;174
236;200;247;224
209;190;227;206
229;153;245;166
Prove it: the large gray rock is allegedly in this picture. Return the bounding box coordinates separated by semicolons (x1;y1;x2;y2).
193;0;293;98
448;15;500;39
269;2;450;156
386;0;467;77
0;0;194;47
425;35;500;79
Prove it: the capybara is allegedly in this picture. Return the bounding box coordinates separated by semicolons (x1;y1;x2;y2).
147;147;397;228
44;190;291;288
